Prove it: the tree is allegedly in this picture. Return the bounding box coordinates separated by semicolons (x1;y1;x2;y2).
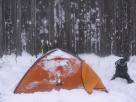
1;0;136;57
0;0;2;56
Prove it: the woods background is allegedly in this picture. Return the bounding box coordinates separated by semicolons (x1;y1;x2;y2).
0;0;136;57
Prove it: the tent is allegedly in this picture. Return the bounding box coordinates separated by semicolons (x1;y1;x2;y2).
14;49;107;94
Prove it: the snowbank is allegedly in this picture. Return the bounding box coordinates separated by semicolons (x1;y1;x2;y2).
0;52;136;102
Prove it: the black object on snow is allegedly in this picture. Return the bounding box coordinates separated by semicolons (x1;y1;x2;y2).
111;58;134;84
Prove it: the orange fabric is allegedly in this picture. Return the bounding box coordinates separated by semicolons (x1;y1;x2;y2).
15;59;83;93
82;62;106;94
14;49;107;94
15;62;107;94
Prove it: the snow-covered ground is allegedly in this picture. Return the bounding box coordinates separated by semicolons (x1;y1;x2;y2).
0;52;136;102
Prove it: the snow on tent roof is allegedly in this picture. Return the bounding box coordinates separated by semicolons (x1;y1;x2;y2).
41;49;81;74
46;49;77;60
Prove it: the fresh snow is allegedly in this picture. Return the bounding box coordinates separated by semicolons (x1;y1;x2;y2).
0;52;136;102
46;49;76;59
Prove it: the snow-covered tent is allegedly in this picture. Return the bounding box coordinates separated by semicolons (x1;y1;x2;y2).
14;49;106;94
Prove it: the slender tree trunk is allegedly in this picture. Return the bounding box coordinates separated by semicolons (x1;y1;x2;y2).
31;0;36;55
0;0;2;56
16;0;22;55
48;0;54;50
64;0;71;51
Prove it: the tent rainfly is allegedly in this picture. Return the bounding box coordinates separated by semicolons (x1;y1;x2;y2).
14;49;107;94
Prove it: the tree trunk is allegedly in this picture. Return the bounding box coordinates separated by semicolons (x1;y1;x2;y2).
0;0;2;56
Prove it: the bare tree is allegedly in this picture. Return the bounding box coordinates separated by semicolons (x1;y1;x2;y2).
1;0;136;57
0;0;2;56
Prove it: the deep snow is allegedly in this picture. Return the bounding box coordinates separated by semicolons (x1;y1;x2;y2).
0;52;136;102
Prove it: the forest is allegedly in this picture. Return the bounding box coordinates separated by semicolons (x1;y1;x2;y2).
0;0;136;57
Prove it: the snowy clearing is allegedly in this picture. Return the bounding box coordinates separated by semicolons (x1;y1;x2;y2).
0;52;136;102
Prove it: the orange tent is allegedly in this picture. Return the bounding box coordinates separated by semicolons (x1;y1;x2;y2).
14;49;107;94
